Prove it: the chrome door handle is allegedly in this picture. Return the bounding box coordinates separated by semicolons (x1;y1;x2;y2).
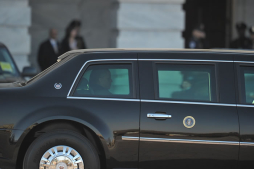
147;113;172;119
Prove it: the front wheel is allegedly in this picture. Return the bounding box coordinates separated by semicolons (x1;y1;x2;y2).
23;130;100;169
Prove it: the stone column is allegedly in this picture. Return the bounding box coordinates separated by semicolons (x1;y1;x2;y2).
0;0;31;71
115;0;185;48
29;0;113;70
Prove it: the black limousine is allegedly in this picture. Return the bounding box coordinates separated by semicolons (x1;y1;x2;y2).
1;49;254;169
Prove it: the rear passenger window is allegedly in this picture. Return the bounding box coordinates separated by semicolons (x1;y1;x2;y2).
239;66;254;104
156;64;216;102
73;64;133;98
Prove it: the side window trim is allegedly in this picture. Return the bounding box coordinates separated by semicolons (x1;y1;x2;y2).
68;60;137;99
237;63;254;104
152;61;218;103
67;59;137;97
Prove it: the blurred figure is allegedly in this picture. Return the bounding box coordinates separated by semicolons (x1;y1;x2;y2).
249;26;254;49
172;72;210;101
38;28;61;71
89;69;112;96
187;24;209;49
61;20;86;53
230;22;252;49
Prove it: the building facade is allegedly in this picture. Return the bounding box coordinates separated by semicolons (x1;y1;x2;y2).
0;0;31;71
1;0;254;71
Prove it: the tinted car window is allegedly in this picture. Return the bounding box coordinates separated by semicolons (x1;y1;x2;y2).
239;66;254;104
0;47;18;76
74;64;133;98
156;64;216;102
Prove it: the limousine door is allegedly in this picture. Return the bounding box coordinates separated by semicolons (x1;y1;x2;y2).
137;53;239;169
67;53;140;169
234;57;254;169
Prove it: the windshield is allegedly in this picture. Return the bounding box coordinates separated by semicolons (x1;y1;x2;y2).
0;47;18;77
26;52;80;85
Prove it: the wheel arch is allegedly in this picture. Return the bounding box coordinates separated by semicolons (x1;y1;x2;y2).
15;119;109;169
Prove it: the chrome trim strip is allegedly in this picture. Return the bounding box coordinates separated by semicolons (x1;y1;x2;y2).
140;59;254;64
122;136;239;145
139;59;233;63
147;113;171;119
67;97;236;106
140;137;239;145
141;99;236;107
234;61;254;64
67;59;137;97
67;58;234;97
237;104;254;108
67;96;140;102
67;58;254;107
122;136;139;141
139;59;254;64
240;142;254;146
68;97;237;106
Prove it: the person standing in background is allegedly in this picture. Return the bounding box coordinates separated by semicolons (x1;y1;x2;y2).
187;24;209;49
38;28;61;71
230;22;252;49
249;26;254;49
61;20;87;54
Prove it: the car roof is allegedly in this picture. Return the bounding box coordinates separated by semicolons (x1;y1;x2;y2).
66;48;254;54
57;48;254;61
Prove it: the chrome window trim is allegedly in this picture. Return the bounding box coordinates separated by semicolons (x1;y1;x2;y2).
122;136;239;146
68;58;232;99
234;61;254;64
67;58;254;106
68;96;254;107
141;99;236;107
67;96;140;102
139;59;254;64
67;58;234;97
67;97;238;106
240;142;254;146
67;59;137;97
237;104;254;108
139;59;233;63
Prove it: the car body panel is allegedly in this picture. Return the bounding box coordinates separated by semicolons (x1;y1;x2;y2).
234;55;254;169
0;52;140;169
138;53;239;169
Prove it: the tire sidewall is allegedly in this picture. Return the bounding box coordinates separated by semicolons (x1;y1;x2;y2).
23;130;100;169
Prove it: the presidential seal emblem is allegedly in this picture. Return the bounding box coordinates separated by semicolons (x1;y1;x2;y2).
54;83;62;89
183;116;195;128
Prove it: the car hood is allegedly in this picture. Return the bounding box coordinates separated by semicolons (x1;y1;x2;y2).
0;82;23;88
0;75;23;83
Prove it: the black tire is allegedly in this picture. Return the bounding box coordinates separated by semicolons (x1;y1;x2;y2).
23;130;100;169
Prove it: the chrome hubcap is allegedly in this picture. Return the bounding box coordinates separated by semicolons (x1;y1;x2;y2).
39;145;84;169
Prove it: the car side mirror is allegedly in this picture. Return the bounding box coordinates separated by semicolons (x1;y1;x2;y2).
22;67;37;77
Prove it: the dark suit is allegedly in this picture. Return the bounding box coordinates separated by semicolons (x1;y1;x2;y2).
90;84;112;96
230;37;252;49
38;39;61;71
61;36;86;54
187;37;209;49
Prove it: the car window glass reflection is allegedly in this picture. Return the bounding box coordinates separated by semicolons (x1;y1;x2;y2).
157;64;215;102
89;69;112;95
74;64;132;98
241;68;254;104
0;47;17;76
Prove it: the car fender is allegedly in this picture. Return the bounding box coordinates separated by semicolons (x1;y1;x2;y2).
12;106;112;158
